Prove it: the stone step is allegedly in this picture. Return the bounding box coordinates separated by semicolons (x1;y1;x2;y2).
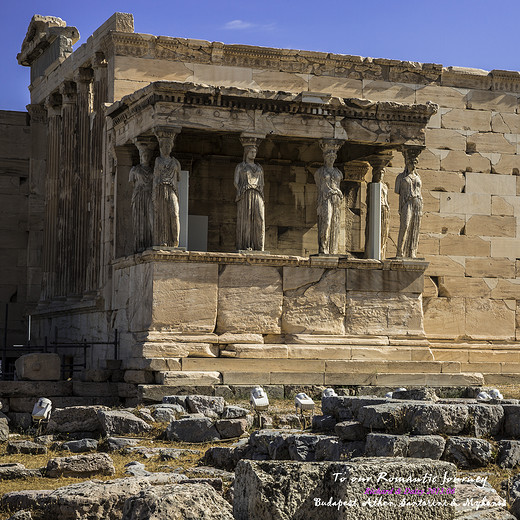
180;357;457;374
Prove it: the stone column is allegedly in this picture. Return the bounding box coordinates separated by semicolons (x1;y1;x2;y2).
89;52;107;294
235;134;265;252
365;152;393;260
58;81;78;297
75;68;94;296
42;94;62;300
26;103;48;306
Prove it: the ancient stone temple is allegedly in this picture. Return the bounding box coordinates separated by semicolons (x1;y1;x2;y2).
2;12;520;394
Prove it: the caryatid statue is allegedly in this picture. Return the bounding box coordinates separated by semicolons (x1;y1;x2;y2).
234;136;265;251
153;127;181;248
395;146;423;258
129;138;154;252
315;139;345;255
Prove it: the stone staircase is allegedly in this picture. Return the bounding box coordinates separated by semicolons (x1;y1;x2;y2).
121;334;520;397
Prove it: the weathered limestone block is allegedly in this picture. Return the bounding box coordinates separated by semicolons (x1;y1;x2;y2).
502;405;520;438
334;421;366;441
215;418;248;439
439;236;490;257
467;132;516;154
226;344;288;358
15;353;60;381
425;128;466;150
0;417;8;441
438;276;490;298
364;433;408;456
407;435;446;459
442;437;493;469
466;172;518;196
123;370;155;384
155;371;221;386
467;90;518;112
346;292;424;336
440;150;491;173
440;193;492;217
166;417;220;443
97;410;152;436
406;403;469;435
441;108;491;131
186;395;225;418
347;269;424;294
233;459;456;520
424;255;465;277
492;195;516;216
45;453;115;478
490;279;520;299
424;297;465;339
421;213;465;235
466;257;516;278
0;463;41;480
151;262;218;332
121;483;234;520
416;85;467;108
7;441;47;455
465;298;515;340
217;265;282;334
491;238;520;259
127;263;153;332
47;406;107;433
497;440;520;469
282;268;346;334
466;404;504;437
136;341;218;358
63;439;98;453
465;215;516;238
2;473;187;520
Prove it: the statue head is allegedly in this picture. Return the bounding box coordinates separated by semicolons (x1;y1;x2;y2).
319;138;344;168
243;145;257;162
134;138;155;166
402;146;423;173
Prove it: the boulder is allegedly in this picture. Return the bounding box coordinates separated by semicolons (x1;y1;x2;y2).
63;438;98;453
357;402;409;433
162;395;188;408
47;406;107;434
466;404;504;437
166;417;220;443
45;453;116;478
407;403;468;435
105;437;139;451
497;440;520;469
364;433;409;457
15;353;60;381
121;483;233;519
151;405;183;423
6;440;47;455
97;410;152;436
233;458;456;520
0;463;42;480
222;405;248;419
215;418;248;439
186;395;225;418
2;474;187;520
9;412;32;431
287;434;320;462
249;429;298;458
442;437;493;469
312;415;336;433
456;481;511;519
502;405;520;438
125;461;151;477
203;442;253;471
334;421;366;441
407;435;446;459
314;437;365;462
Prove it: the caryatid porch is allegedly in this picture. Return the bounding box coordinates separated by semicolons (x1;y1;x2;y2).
106;81;446;388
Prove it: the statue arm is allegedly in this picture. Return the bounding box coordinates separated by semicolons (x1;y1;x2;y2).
234;164;241;189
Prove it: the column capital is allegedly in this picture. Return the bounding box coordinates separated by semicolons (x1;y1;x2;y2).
26;103;47;124
92;51;107;70
154;125;181;140
318;138;345;156
45;92;62;117
344;160;370;182
366;151;393;183
59;81;77;104
401;145;424;163
74;67;94;85
239;133;265;148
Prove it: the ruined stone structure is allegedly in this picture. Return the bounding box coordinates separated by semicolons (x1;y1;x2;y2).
2;12;520;393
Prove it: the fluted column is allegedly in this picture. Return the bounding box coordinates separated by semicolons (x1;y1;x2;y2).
42;94;62;299
74;68;93;296
89;52;107;293
58;81;78;297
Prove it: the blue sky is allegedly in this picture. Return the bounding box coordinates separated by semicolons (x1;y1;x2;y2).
2;0;520;111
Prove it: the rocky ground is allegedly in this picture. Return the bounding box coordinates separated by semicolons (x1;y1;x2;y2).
0;388;520;519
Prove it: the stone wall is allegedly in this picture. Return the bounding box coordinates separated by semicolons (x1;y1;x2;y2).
0;111;30;348
109;33;520;343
